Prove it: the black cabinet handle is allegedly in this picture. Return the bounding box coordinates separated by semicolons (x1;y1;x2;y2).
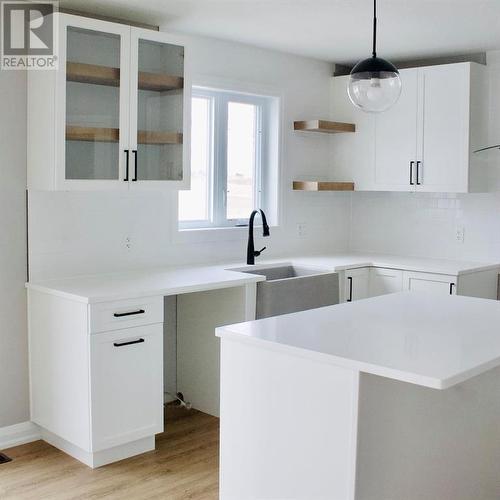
416;161;422;185
410;161;415;185
347;276;353;302
124;150;129;181
449;283;456;295
132;150;138;181
113;309;145;318
113;338;145;347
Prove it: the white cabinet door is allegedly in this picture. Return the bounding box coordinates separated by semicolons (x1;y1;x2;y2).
373;68;419;191
90;324;163;451
56;14;132;191
344;268;370;302
369;268;403;297
403;271;457;295
417;63;470;193
129;28;190;190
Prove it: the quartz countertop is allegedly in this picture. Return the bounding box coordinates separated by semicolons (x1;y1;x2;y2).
26;252;499;303
217;292;500;389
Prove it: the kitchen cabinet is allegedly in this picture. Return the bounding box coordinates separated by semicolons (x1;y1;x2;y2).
341;266;498;302
330;62;489;193
90;325;163;451
29;290;164;467
373;69;419;191
369;267;404;297
28;13;190;191
403;271;456;295
343;267;370;302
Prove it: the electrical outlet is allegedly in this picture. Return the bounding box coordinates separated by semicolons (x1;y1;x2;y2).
456;225;465;243
124;236;132;250
297;223;307;238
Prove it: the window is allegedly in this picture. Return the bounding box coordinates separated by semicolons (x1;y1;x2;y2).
179;87;279;229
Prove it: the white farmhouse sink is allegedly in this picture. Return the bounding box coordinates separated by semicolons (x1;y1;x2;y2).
229;264;339;319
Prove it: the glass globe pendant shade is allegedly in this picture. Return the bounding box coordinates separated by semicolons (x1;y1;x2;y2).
348;56;402;113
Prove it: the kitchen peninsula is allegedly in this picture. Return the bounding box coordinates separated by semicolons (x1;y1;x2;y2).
217;292;500;500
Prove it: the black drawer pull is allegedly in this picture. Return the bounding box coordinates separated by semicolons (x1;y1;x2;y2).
113;309;145;318
449;283;456;295
347;276;353;302
114;338;145;347
124;150;129;181
132;150;138;181
416;161;422;185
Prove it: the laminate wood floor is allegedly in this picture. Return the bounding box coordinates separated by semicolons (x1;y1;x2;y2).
0;406;219;500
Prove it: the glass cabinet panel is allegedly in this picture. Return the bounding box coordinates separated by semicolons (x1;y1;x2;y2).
135;39;184;181
65;27;122;181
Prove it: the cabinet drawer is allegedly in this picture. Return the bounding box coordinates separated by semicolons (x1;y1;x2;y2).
90;324;164;451
89;296;163;333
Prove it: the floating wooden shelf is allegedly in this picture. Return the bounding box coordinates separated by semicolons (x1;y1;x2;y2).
66;62;184;92
294;120;355;134
293;181;355;192
66;126;183;145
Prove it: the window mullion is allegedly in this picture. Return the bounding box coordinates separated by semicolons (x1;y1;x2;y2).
255;104;263;211
214;95;229;226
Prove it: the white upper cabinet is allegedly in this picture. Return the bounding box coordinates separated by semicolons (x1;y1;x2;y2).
28;14;190;191
330;62;488;193
374;68;419;191
417;64;471;192
128;28;190;190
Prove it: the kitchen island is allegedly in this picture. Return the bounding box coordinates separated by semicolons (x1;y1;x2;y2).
217;292;500;500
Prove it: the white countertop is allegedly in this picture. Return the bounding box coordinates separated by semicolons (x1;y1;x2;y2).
26;252;499;303
285;253;499;276
26;266;266;303
217;292;500;390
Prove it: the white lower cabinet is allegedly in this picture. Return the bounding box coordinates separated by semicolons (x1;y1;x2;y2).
369;268;404;297
28;290;165;468
90;324;164;451
343;268;370;302
403;271;456;295
341;267;498;303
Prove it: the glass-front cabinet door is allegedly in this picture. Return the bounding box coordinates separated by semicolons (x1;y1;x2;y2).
129;29;190;189
59;15;130;189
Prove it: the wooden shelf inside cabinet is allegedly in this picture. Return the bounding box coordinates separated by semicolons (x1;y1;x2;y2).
66;126;119;143
293;181;355;191
294;120;355;134
138;72;184;92
137;131;183;145
66;126;183;145
66;62;184;92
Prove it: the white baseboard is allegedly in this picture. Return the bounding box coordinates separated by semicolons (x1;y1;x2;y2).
0;421;40;450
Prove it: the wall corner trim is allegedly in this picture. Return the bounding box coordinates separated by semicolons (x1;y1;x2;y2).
0;421;40;450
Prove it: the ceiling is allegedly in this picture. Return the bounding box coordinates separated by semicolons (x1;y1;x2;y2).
59;0;500;64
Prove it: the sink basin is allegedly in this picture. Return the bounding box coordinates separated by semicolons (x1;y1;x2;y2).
230;264;339;319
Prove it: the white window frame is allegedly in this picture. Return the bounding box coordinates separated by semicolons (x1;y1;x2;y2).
179;86;273;230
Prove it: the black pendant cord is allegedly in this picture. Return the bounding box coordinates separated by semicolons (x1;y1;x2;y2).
372;0;377;58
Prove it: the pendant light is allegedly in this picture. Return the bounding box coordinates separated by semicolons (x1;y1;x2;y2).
348;0;401;112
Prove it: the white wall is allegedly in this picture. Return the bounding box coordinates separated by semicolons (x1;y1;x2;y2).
349;50;500;263
28;32;351;281
0;69;29;427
